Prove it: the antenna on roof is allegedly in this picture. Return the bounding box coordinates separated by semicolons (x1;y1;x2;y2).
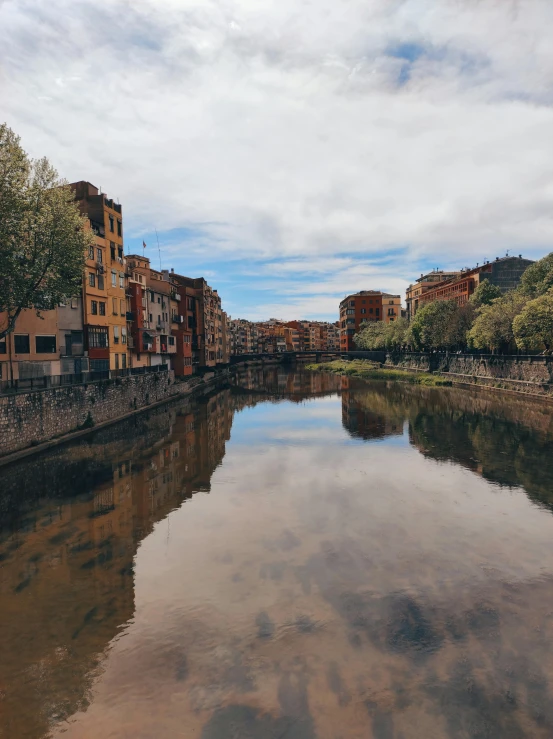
155;228;162;271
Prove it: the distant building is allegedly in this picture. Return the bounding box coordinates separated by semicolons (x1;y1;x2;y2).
339;291;401;351
406;270;462;321
417;255;533;310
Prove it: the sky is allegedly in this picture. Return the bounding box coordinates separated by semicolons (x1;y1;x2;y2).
1;0;552;321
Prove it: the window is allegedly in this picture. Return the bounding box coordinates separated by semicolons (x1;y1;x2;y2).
388;308;395;316
118;246;123;259
14;334;30;353
122;352;127;369
112;298;118;315
98;275;104;290
117;220;122;236
88;327;109;348
119;273;124;288
184;335;191;344
114;353;119;369
71;298;78;309
361;308;366;314
88;245;95;260
157;296;161;304
99;302;106;316
0;338;6;354
349;300;354;307
97;248;103;263
113;326;120;344
89;272;96;287
389;300;394;304
90;358;109;370
109;215;114;232
369;308;373;314
122;327;127;344
150;291;155;302
91;300;98;315
376;308;380;316
35;335;56;353
111;271;117;287
120;299;125;315
168;336;175;346
110;243;116;260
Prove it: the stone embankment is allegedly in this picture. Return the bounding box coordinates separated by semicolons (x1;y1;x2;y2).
385;352;553;396
0;370;185;459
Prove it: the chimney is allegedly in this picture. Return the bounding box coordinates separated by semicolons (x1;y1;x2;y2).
519;254;522;259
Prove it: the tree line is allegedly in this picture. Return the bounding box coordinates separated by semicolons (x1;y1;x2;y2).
0;123;93;341
355;253;553;354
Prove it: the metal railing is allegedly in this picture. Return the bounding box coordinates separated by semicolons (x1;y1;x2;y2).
0;364;169;396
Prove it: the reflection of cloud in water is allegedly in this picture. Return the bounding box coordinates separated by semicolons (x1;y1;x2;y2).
55;390;553;738
2;369;553;738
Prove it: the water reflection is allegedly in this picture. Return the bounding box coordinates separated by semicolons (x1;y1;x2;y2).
0;368;553;738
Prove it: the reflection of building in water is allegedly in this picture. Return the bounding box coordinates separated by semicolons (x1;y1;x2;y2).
231;366;342;402
341;377;403;441
0;386;236;739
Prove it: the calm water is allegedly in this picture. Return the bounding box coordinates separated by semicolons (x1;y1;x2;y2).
1;368;553;739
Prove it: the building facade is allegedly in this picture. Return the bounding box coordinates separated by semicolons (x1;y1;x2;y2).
406;270;461;321
418;256;534;310
71;181;128;372
339;291;383;351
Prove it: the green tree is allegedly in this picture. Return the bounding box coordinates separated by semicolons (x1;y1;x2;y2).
385;316;409;350
519;251;553;298
512;290;553;352
467;291;527;352
354;320;387;350
0;123;93;341
408;300;459;350
469;279;502;307
446;303;475;349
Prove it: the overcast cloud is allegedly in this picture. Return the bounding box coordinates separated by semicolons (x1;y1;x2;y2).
1;0;552;320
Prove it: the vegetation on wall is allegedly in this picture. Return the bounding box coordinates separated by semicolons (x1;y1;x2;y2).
0;123;94;341
354;255;553;354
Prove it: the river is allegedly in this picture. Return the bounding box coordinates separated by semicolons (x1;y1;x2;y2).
1;367;553;738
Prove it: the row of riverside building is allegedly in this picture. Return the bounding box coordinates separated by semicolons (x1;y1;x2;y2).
227;318;340;355
0;182;230;384
339;254;534;351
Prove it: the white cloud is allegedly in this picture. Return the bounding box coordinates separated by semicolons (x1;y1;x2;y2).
1;0;552;303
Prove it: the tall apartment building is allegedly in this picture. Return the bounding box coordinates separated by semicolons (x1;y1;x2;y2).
71;181;128;371
339;290;402;351
417;255;534;310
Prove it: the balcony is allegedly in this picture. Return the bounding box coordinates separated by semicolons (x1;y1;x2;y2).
126;311;135;321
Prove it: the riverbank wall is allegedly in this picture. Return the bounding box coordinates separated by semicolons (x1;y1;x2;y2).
385;352;553;396
0;356;276;463
0;370;184;459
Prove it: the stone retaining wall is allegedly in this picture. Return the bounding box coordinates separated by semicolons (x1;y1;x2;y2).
0;371;178;457
386;353;553;389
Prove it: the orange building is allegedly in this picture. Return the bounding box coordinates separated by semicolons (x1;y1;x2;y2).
71;181;128;372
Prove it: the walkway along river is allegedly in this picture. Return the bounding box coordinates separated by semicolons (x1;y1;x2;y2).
1;367;553;738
